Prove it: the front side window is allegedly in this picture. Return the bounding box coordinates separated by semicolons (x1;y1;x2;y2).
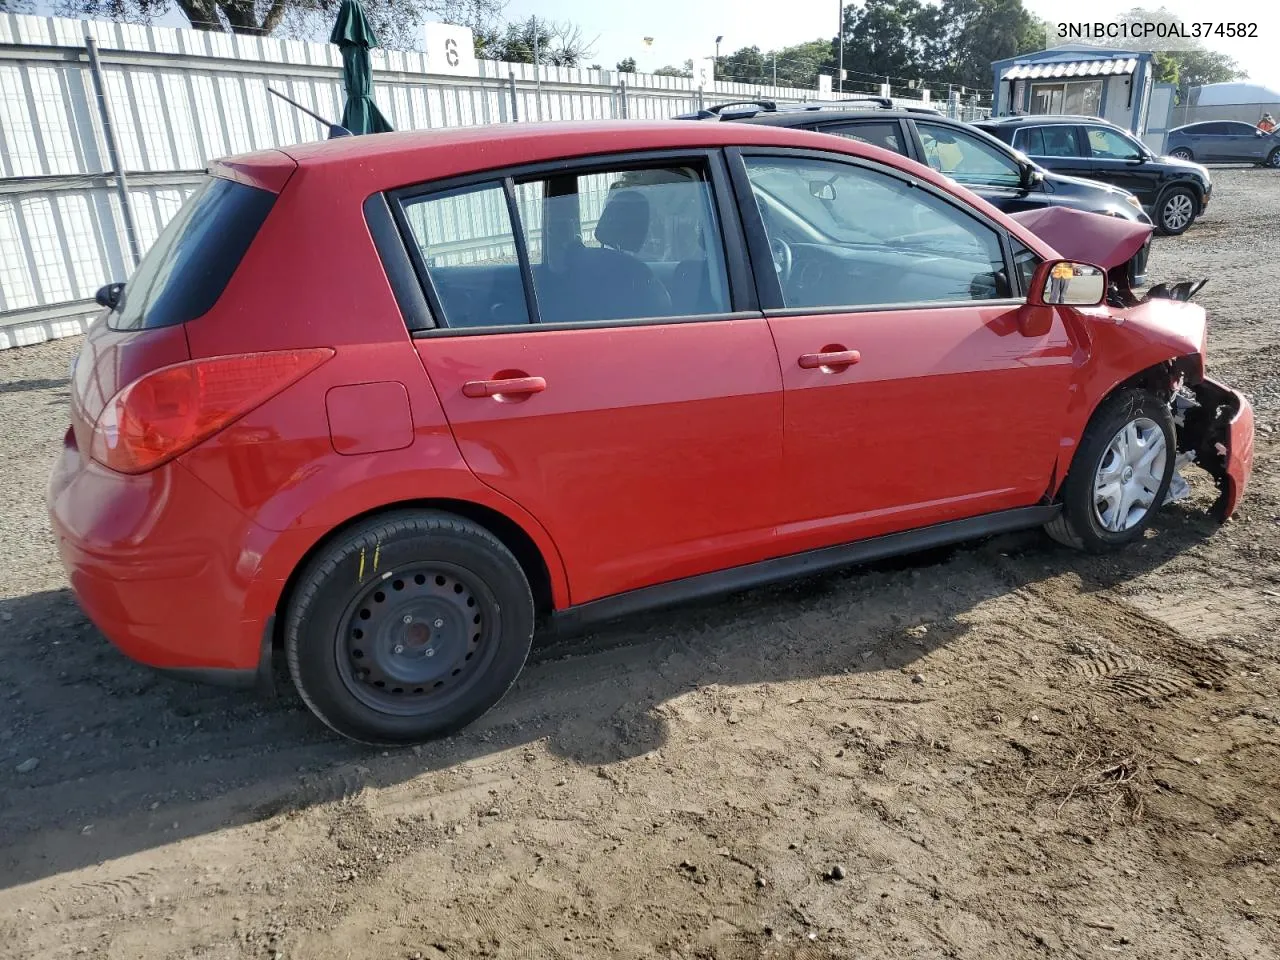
742;155;1010;310
399;162;730;328
1086;126;1145;160
916;121;1022;187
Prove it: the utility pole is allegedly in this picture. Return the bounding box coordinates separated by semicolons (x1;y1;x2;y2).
837;0;843;95
531;16;543;121
714;35;722;81
773;51;777;86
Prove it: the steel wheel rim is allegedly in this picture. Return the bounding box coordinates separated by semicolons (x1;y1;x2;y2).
335;562;499;716
1162;194;1193;231
1093;417;1167;533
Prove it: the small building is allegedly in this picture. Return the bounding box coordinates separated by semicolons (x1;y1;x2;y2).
991;43;1156;136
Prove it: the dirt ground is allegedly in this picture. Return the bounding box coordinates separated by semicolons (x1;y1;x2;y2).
2;168;1280;960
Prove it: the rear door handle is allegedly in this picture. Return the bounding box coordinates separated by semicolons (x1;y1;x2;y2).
462;376;546;399
798;350;861;370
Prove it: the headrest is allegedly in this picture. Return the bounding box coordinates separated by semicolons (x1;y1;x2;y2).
594;189;649;253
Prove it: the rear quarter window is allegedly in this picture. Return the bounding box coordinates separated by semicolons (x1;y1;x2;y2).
110;177;276;331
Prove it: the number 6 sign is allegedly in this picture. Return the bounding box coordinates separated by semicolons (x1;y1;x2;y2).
423;22;478;76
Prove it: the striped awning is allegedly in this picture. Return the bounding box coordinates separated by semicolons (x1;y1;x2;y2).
1001;58;1138;81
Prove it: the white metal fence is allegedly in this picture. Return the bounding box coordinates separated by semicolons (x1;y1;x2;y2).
0;12;988;348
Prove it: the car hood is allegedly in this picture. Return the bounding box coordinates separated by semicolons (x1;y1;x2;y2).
1009;206;1153;271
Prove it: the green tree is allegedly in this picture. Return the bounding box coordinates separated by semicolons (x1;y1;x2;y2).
1116;8;1246;98
475;16;595;66
770;39;835;88
616;57;637;73
937;0;1043;91
716;45;769;84
838;0;945;88
653;59;694;78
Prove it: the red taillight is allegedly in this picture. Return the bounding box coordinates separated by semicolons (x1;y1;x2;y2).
90;349;333;474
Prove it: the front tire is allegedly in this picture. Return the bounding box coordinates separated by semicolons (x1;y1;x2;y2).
285;510;535;744
1046;390;1176;553
1155;187;1198;236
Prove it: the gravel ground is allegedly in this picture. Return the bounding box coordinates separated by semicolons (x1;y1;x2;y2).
2;168;1279;960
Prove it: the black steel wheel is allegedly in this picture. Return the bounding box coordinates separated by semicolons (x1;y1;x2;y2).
285;510;535;744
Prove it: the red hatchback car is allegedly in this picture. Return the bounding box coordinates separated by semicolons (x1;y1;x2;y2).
49;120;1253;743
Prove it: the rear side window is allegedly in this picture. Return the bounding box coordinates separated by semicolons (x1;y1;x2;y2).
826;121;903;154
1013;126;1044;155
110;177;275;331
398;162;731;329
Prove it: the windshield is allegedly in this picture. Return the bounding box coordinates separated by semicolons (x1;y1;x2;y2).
110;177;276;331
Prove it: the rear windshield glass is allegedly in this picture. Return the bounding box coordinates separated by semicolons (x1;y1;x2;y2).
109;177;275;331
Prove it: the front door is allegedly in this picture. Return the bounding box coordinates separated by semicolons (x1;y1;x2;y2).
911;119;1045;214
395;155;784;604
1083;124;1158;205
730;150;1075;553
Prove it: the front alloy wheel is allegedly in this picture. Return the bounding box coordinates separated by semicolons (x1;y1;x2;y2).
1045;389;1176;552
1158;189;1196;235
1092;418;1167;533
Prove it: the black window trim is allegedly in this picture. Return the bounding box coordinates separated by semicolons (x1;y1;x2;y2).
378;147;759;338
362;192;435;331
723;145;1023;317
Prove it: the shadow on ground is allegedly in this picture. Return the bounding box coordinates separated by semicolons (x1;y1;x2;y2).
0;507;1218;888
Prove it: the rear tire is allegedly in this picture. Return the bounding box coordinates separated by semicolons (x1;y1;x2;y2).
1046;390;1176;553
1267;147;1280;169
1155;186;1198;236
285;510;535;744
1169;147;1194;161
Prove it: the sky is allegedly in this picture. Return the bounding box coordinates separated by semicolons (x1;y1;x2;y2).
28;0;1280;93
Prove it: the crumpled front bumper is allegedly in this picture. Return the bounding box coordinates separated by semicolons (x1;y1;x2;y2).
1180;377;1254;521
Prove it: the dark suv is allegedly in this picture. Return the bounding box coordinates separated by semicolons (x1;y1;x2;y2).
683;99;1151;282
974;115;1212;236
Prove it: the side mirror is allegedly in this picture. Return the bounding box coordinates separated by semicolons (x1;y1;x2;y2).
809;180;837;202
1032;260;1106;306
94;282;125;310
1019;163;1045;189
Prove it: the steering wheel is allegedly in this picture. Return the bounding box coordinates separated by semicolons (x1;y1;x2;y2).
769;236;793;290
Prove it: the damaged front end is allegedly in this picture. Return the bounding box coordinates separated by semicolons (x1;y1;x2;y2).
1169;376;1255;522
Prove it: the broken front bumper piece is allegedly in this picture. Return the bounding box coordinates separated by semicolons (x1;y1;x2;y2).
1172;377;1255;521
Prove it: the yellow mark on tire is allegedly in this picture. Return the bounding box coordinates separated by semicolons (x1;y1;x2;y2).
358;547;366;583
372;542;381;572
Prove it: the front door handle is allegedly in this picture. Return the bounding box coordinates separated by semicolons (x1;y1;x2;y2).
462;376;547;399
798;349;861;370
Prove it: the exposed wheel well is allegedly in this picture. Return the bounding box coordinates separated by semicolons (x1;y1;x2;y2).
1054;354;1202;496
272;499;556;650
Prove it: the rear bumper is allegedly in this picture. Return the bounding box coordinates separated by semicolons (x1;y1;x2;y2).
47;436;284;678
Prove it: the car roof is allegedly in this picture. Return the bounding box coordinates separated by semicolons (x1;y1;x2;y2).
223;119;944;196
978;115;1117;127
736;108;959;128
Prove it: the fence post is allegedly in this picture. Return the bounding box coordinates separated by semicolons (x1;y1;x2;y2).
619;77;628;119
507;70;519;122
84;34;141;268
697;86;704;112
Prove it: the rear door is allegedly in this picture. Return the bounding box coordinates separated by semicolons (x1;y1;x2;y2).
909;118;1043;214
817;118;910;157
727;148;1074;553
392;151;785;604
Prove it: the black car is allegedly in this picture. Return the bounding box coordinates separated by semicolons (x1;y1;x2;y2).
974;115;1212;236
681;99;1153;282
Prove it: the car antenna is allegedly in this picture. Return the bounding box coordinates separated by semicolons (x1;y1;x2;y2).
267;87;353;139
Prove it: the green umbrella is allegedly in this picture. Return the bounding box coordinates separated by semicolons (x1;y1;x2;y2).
329;0;393;135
